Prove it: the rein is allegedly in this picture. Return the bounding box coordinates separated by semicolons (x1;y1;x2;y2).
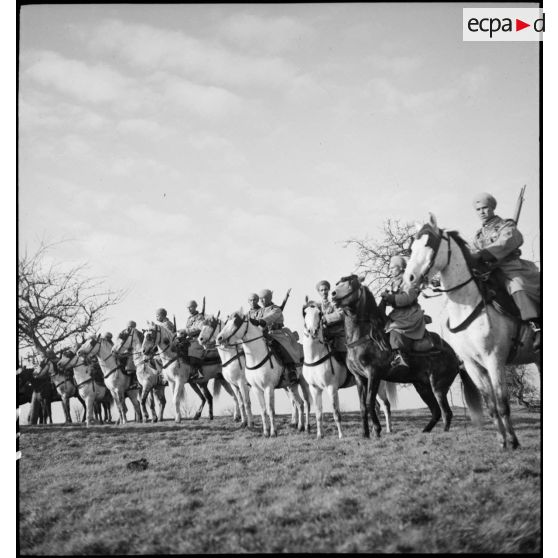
203;320;245;368
220;317;274;370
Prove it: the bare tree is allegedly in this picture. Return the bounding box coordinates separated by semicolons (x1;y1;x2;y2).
344;219;417;296
506;364;540;409
18;241;125;358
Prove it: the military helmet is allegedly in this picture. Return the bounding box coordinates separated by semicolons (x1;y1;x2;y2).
258;289;272;299
127;320;137;328
156;308;167;317
473;192;497;209
186;300;198;308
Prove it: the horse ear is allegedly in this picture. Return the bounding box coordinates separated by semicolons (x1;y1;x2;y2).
358;275;366;284
216;310;221;319
96;333;101;340
305;295;309;304
428;212;438;229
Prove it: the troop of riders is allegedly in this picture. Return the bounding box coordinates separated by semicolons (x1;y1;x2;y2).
87;191;542;384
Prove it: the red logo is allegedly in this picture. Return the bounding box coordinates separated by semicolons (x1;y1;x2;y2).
516;19;530;32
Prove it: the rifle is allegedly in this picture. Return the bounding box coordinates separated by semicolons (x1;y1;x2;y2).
173;314;177;332
201;296;206;316
513;185;526;224
279;288;292;311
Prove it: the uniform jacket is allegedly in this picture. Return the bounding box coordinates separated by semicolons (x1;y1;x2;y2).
185;312;205;337
320;298;346;351
247;306;262;320
156;318;176;334
385;276;426;340
260;303;284;329
473;215;540;298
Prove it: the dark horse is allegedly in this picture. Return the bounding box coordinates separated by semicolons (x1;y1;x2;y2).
331;275;483;438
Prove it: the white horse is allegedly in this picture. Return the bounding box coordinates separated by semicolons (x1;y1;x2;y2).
141;321;190;423
404;214;539;449
113;326;166;423
78;335;143;425
57;351;108;426
36;356;86;425
217;311;309;437
302;300;398;439
198;315;253;428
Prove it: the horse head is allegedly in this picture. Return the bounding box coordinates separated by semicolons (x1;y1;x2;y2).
331;274;363;308
199;315;221;349
302;300;323;340
404;213;451;289
216;311;246;347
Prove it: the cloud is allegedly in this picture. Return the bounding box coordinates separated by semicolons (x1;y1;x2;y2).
217;13;315;54
116;118;171;140
24;50;132;104
85;19;300;90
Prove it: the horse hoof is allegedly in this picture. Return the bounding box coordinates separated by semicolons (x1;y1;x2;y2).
209;415;214;421
153;417;158;423
193;414;201;421
143;419;148;424
263;432;270;438
271;431;277;438
511;439;520;450
234;416;241;423
175;418;181;424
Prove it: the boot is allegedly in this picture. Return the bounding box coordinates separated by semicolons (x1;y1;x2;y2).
129;371;140;390
529;320;541;352
285;363;298;386
390;350;410;373
189;358;204;381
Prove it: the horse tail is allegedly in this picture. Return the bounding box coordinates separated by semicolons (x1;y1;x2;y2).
459;366;484;426
213;376;222;399
385;381;398;409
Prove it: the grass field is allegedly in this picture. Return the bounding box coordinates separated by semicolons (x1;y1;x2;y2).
18;406;540;554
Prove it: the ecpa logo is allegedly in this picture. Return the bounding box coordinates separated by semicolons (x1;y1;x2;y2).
463;8;545;41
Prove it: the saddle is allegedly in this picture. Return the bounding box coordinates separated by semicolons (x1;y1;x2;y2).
475;267;521;319
200;347;221;367
408;331;443;356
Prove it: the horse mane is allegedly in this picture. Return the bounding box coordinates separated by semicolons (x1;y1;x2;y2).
359;283;387;328
446;230;474;267
134;328;145;343
202;315;218;326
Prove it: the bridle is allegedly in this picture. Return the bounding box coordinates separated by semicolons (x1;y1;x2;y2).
301;304;337;373
415;225;476;294
219;315;274;370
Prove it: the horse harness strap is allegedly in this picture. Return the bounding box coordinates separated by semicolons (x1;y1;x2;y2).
75;377;94;389
221;351;244;368
446;299;486;333
245;350;274;371
304;351;335;367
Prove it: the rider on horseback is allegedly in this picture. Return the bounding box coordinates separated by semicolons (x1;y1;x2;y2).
184;300;206;381
247;293;262;320
251;288;300;385
470;192;540;350
316;280;347;364
381;255;427;372
120;321;140;390
155;308;176;334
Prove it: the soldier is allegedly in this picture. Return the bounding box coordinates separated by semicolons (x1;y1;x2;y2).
381;256;427;372
247;293;262;320
155;308;176;334
315;280;346;362
185;300;205;380
103;332;114;346
251;289;299;385
127;320;137;329
471;192;540;349
123;321;139;389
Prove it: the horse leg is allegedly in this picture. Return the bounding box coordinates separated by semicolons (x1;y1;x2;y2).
199;383;213;420
310;385;323;439
113;390;127;425
265;387;277;437
354;375;370;438
156;387;166;422
148;389;157;422
366;374;382;438
76;392;87;423
487;362;519;449
413;382;441;432
189;381;206;420
61;395;71;425
327;384;344;439
219;377;241;422
231;384;247;427
288;386;305;432
172;381;184;423
376;383;392;434
464;359;507;448
430;378;453;432
140;385;151;423
240;379;254;428
254;388;268;437
297;375;312;433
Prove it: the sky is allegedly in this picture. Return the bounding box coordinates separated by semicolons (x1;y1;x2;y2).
18;3;541;416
